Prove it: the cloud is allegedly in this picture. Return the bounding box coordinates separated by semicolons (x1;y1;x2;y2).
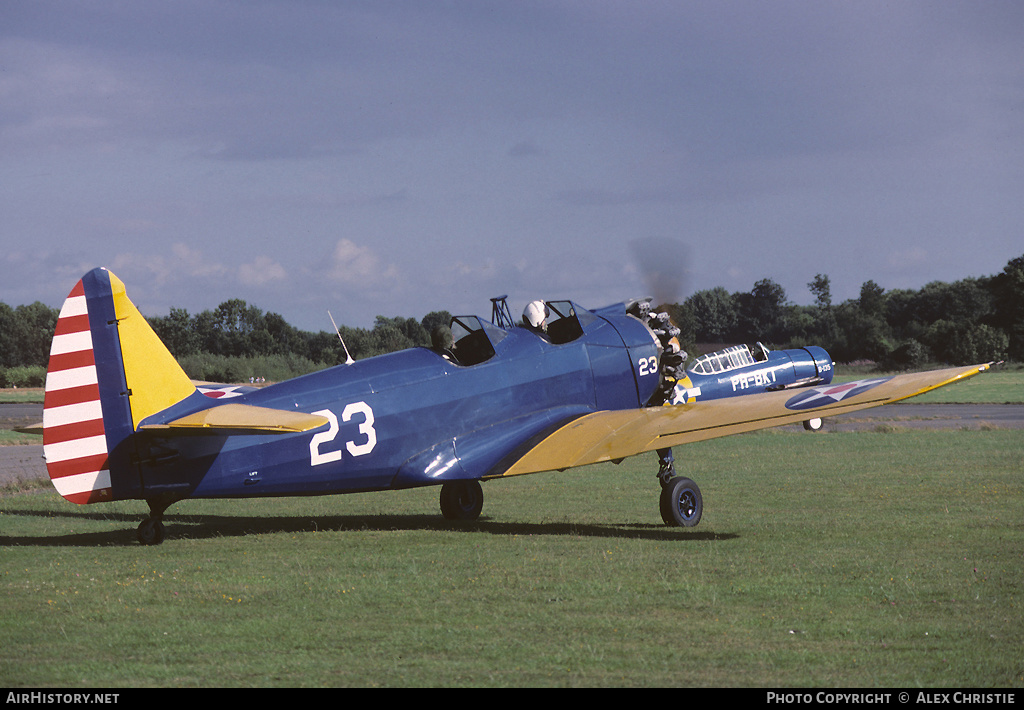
322;239;400;287
886;247;930;270
109;243;231;287
3;1;1023;333
239;255;287;286
0;37;161;156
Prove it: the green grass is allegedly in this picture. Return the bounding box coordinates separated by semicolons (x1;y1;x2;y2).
833;365;1023;404
0;388;43;404
2;429;1022;688
902;370;1024;404
0;430;40;446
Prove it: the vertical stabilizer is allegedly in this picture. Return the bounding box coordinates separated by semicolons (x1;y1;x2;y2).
43;268;197;504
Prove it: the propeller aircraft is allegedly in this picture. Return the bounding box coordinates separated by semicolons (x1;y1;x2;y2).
42;268;992;544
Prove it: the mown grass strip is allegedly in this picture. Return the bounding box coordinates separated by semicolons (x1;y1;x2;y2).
2;429;1021;687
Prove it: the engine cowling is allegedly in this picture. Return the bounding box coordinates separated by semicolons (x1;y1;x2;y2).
787;346;834;385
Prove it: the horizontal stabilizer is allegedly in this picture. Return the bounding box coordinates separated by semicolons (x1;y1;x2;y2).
139;403;329;434
15;422;44;436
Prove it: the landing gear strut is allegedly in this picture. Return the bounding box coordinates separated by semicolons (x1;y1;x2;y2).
656;448;703;527
628;302;703;528
656;447;676;487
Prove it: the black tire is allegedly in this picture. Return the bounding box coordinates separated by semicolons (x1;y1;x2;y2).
136;517;166;545
439;480;484;521
659;476;703;527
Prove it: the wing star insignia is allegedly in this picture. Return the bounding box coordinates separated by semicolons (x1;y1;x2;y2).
784;378;892;411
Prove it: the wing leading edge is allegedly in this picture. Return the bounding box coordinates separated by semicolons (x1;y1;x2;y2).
490;363;993;479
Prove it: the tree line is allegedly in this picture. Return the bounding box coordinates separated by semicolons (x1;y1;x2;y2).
671;252;1023;370
0;293;454;386
2;252;1022;386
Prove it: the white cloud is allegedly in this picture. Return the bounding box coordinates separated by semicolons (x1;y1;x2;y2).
239;255;287;286
323;239;399;287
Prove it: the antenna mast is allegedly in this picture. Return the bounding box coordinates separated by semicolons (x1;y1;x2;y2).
328;311;355;365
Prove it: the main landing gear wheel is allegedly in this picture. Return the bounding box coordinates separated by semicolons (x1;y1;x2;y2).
803;418;823;432
439;480;484;521
659;476;703;527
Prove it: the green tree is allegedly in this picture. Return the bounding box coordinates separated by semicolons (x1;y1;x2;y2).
12;302;58;367
685;287;737;343
148;307;198;357
991;253;1024;360
807;273;838;346
734;279;789;344
809;273;833;311
0;302;19;368
421;310;453;337
832;299;892;363
369;318;412;356
263;312;300;356
859;280;886;318
923;320;1008;365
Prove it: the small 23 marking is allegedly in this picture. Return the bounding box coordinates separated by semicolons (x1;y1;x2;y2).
309;402;377;466
638;355;659;376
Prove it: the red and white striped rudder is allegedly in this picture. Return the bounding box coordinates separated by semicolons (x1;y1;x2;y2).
43;279;112;504
42;268;201;505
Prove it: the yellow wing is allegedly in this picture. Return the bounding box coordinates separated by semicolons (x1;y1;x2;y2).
490;363;992;479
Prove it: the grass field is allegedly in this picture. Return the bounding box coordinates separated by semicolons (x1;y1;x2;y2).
841;368;1024;405
0;430;39;446
0;388;44;404
2;429;1021;688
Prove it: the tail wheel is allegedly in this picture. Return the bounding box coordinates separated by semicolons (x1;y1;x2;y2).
439;480;484;521
659;476;703;527
136;518;166;546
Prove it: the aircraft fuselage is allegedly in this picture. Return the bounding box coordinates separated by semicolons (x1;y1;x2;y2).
131;308;661;501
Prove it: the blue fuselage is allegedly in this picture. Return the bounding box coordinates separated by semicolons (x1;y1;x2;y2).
673;345;834;405
130;307;661;501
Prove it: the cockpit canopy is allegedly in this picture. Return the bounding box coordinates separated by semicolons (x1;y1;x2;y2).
449;315;509;366
446;299;599;367
688;343;769;375
542;300;597;344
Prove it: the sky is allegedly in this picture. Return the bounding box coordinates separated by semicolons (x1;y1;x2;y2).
2;1;1022;331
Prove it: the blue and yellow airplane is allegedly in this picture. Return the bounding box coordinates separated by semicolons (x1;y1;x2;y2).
42;268;991;544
